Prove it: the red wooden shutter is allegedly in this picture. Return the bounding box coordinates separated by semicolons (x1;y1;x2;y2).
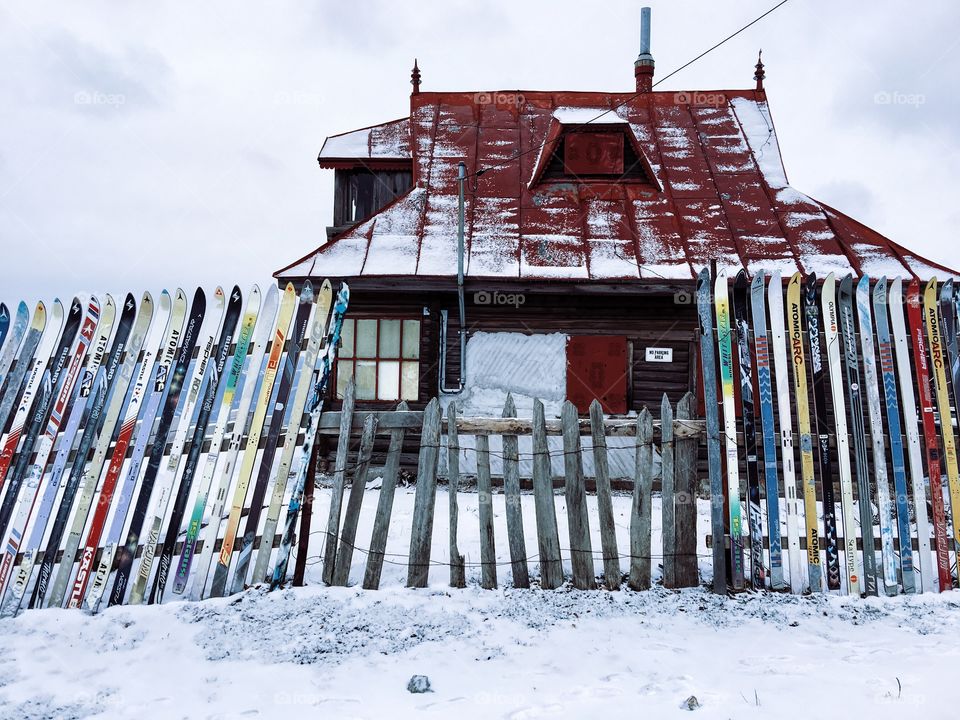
566;335;628;414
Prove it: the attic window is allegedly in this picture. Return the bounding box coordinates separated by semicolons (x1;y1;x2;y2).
541;126;655;184
564;132;624;175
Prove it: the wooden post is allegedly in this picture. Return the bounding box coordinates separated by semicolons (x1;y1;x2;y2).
363;401;408;590
322;377;355;585
675;391;699;587
501;394;529;588
447;403;466;588
589;399;621;589
660;394;676;588
629;407;653;590
332;414;378;586
562;400;595;590
293;435;319;587
476;433;497;589
407;397;441;588
532;399;563;589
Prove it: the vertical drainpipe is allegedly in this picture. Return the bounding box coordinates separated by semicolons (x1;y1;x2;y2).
441;161;467;392
456;161;467;387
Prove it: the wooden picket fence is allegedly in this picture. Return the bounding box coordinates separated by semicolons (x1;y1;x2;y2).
318;378;705;591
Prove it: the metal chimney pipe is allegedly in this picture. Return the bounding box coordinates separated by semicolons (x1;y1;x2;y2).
635;6;655;93
640;7;651;55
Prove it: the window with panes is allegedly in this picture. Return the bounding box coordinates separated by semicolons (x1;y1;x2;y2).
336;318;420;401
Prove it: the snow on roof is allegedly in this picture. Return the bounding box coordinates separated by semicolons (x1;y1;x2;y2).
280;89;957;281
317;118;411;166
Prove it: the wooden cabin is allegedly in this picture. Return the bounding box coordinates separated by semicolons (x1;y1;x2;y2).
274;18;954;474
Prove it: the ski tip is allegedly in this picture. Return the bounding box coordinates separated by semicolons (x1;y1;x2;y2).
855;274;870;294
140;290;153;309
872;276;888;299
300;280;314;303
839;274;853;295
751;269;765;289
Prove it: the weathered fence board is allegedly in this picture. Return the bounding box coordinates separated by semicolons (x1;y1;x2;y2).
407;398;441;588
589;399;621;589
629;408;654;590
675;392;699;587
562;400;595;590
322;377;355;585
362;401;408;590
660;395;676;588
502;394;529;588
317;412;704;438
476;433;497;589
447;403;466;588
332;413;378;586
532;399;563;589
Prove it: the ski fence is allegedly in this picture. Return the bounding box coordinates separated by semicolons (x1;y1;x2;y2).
0;266;957;615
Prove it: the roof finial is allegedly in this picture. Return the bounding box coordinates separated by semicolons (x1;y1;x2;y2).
754;50;765;93
411;58;421;96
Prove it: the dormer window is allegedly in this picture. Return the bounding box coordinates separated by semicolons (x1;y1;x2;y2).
529;114;660;188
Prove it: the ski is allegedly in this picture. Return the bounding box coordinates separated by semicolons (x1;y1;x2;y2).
126;288;223;606
84;290;188;613
207;283;297;598
804;275;842;590
149;286;244;603
0;302;29;393
229;283;314;593
856;275;898;595
108;287;206;607
768;272;803;592
889;279;934;592
0;301;64;490
923;279;960;579
732;270;765;590
0;302;48;441
0;296;112;604
873;278;916;593
9;295;126;612
750;271;785;590
697;269;726;592
906;280;952;589
269;283;349;589
713;272;745;591
0;297;87;536
837;276;878;596
272;282;349;589
44;294;154;609
185;285;278;599
787;274;822;592
7;298;118;609
0;304;8;354
0;297;104;600
68;292;171;610
253;281;332;585
170;286;262;596
821;275;861;594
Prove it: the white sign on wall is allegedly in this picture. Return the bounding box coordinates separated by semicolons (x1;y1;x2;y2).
645;347;673;363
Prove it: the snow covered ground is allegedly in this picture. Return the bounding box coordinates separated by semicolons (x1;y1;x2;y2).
2;487;959;719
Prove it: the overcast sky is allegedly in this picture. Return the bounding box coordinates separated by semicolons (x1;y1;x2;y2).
1;0;957;305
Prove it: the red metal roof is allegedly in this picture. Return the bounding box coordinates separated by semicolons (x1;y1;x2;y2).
278;88;957;282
